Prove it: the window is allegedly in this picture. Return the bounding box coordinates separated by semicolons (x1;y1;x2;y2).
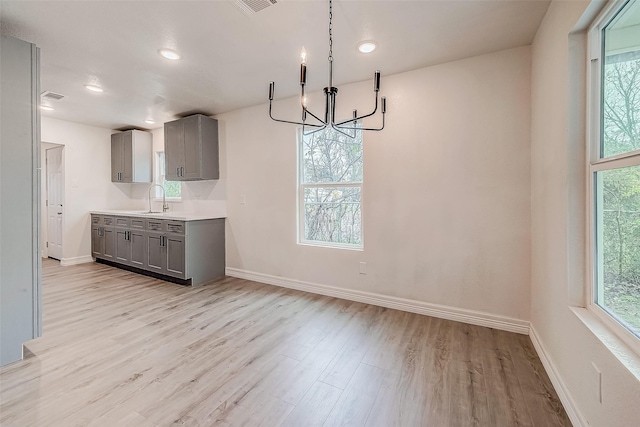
156;151;181;199
298;125;363;249
589;0;640;346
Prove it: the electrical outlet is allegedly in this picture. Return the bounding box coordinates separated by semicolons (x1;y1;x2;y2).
359;261;366;274
591;362;602;403
240;195;246;205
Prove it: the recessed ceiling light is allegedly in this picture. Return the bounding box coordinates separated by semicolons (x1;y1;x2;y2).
357;41;376;54
85;84;103;93
144;119;155;125
158;48;181;60
40;105;54;111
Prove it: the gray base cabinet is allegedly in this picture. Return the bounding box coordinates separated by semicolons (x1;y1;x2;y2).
91;215;115;261
91;214;224;286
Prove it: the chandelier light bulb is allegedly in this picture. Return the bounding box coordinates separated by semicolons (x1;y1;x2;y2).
300;47;307;65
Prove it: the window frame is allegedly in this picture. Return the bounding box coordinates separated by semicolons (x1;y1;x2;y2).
155;151;182;201
296;127;364;250
587;0;640;355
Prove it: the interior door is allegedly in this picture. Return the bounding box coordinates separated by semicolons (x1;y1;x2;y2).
46;146;64;260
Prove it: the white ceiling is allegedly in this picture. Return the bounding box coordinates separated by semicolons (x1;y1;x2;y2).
0;0;550;131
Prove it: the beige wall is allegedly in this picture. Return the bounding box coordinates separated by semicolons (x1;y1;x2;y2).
218;46;533;322
531;1;640;425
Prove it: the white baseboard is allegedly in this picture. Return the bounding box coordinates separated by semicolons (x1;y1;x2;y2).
225;267;530;335
529;325;586;427
60;255;94;267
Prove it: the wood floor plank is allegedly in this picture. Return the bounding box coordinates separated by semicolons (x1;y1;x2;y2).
280;381;343;427
323;363;387;427
0;260;571;426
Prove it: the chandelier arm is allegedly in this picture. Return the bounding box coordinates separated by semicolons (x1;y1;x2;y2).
334;113;385;132
302;124;329;136
330;123;357;138
303;107;327;126
334;93;379;126
269;102;325;128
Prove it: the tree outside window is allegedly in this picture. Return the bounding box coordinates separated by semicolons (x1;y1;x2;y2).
592;0;640;339
298;125;363;248
156;152;181;199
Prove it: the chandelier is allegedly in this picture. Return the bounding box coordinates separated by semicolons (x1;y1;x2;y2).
268;0;386;137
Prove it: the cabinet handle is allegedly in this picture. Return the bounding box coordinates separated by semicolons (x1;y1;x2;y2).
181;167;184;177
177;167;180;177
160;235;165;247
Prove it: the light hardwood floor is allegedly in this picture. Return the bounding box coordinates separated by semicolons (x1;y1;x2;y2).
0;259;571;426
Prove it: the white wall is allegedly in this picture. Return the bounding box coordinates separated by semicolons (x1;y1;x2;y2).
218;46;532;322
531;1;640;425
127;127;227;216
41;117;144;264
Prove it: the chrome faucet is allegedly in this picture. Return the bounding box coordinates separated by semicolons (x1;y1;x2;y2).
148;184;169;213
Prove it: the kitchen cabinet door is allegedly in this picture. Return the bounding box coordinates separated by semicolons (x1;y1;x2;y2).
164;120;183;181
146;232;165;273
115;228;130;264
121;131;133;182
102;227;116;261
91;225;103;258
130;229;146;269
165;234;186;278
182;115;201;180
111;133;123;182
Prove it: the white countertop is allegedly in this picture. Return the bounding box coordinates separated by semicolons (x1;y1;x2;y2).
90;210;226;221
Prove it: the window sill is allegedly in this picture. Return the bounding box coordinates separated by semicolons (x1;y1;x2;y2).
152;197;182;202
570;307;640;381
298;241;364;251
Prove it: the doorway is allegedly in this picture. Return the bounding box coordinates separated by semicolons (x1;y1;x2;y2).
42;143;64;261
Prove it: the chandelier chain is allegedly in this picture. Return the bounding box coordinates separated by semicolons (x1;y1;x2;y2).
268;0;386;135
328;0;333;63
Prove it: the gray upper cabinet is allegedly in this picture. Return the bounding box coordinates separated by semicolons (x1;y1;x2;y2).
164;114;219;181
111;130;152;183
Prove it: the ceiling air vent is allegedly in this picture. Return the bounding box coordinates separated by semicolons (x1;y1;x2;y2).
233;0;277;15
41;91;65;102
